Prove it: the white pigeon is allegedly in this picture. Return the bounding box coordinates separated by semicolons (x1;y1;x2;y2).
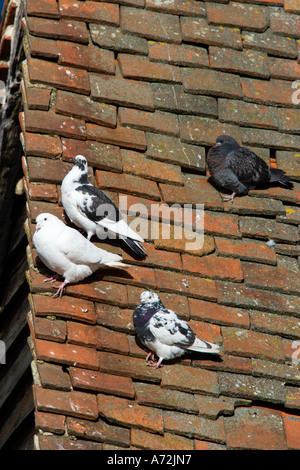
61;155;147;259
33;213;129;298
133;291;220;368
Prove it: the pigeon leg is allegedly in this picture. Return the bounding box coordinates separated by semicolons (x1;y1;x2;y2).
43;274;61;283
52;280;68;298
222;192;236;202
146;352;155;363
147;357;164;369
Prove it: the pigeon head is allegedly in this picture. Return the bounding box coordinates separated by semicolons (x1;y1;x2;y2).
35;213;58;231
72;155;88;172
140;291;161;305
214;135;240;154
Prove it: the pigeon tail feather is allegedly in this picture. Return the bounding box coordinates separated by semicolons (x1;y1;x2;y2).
270;168;293;188
187;338;220;354
121;236;147;259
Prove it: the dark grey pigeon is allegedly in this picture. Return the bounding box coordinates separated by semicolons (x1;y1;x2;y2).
61;155;147;259
133;291;220;368
207;135;293;202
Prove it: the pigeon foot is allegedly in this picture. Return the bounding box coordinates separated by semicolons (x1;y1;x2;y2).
52;281;68;298
43;274;61;283
222;192;236;202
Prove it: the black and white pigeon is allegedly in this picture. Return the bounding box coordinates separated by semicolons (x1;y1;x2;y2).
33;213;129;298
133;291;220;368
61;155;147;259
207;135;293;202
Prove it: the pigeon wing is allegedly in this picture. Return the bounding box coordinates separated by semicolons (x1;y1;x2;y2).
75;184;121;224
56;225;105;265
76;184;144;243
226;147;271;185
148;309;196;348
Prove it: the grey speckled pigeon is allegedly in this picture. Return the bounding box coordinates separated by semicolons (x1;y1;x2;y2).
133;291;220;368
207;135;293;202
61;155;147;259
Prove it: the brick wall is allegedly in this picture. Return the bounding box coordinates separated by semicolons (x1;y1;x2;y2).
2;0;300;450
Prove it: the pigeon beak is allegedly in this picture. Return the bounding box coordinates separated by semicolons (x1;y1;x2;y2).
71;158;76;163
36;222;41;231
214;142;221;147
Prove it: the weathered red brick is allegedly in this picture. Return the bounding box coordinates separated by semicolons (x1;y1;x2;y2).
119;107;179;136
188;297;250;328
217;281;300;315
154;269;217;300
242;29;297;58
58;0;119;25
222;327;284;361
35;338;99;369
90;73;154;111
90;23;148;55
161;364;219;395
35;411;65;437
205;212;241;238
95;169;160;201
70;367;135;398
239;216;300;243
218;98;278;129
210;46;269;78
27;0;60;18
148;41;209;68
182;254;244;282
146;0;206;16
61;138;122;173
67;415;130;447
25;180;58;202
164;410;225;443
121;6;181;44
26;156;71;183
282;412;300;449
26;34;59;59
68;322;129;355
27;57;90;94
152;83;218;117
87;121;147;151
21;132;62;158
215;237;277;265
276;151;300;181
66;280;128;306
270;57;300;80
34;386;98;419
180;115;241;147
36;434;102;450
182;67;243;98
24;87;51;110
35;317;67;342
98;351;161;382
36;362;72;390
26;16;89;43
181;17;242;50
97;394;164;433
250;311;300;339
24;108;86;139
206;2;269;32
242;261;300;295
224;406;286;449
131;428;194;450
242;77;296;106
30;293;97;323
270;10;300;38
119;54;182;83
56;90;116;128
284;0;300;12
147;133;206;171
219;373;285;403
57;40;115;74
134;382;198;413
122;149;183;185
